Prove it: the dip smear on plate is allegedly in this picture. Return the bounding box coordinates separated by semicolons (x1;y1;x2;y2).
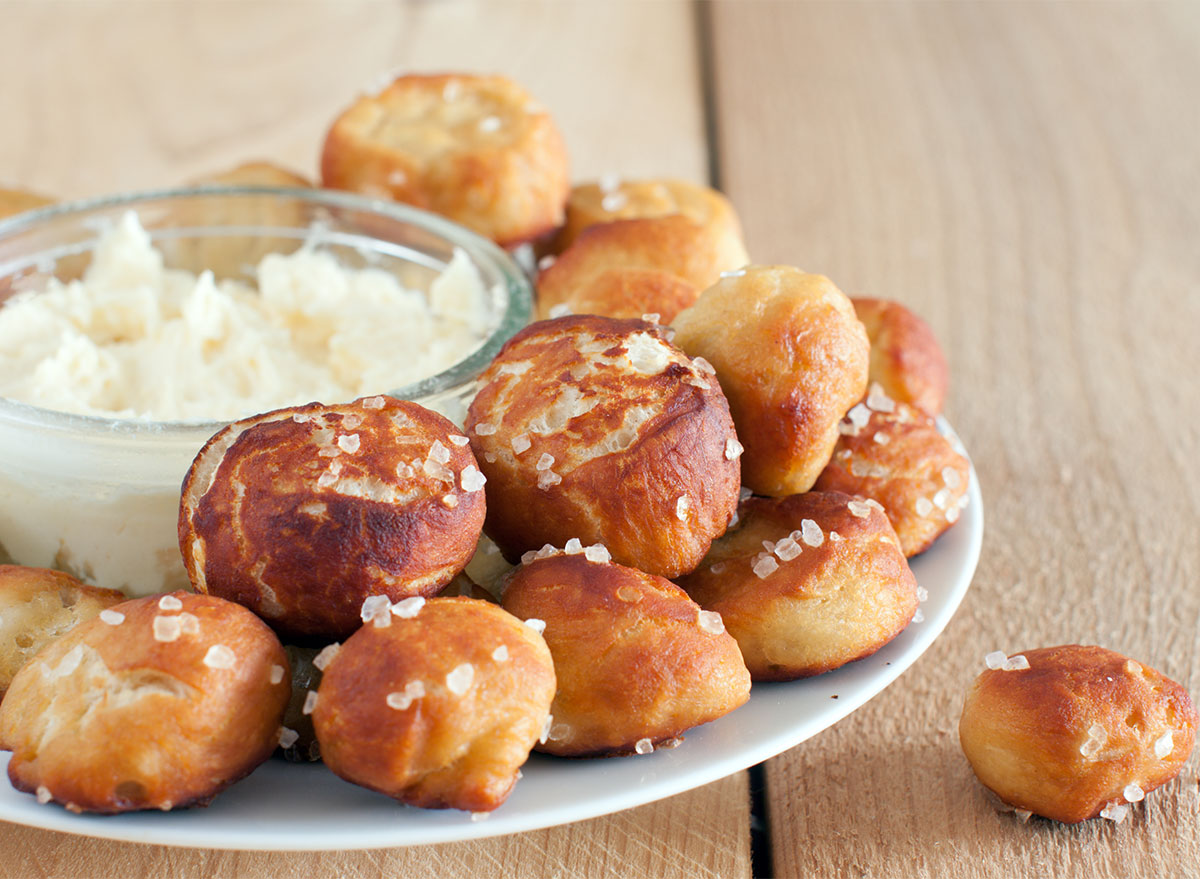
0;212;490;421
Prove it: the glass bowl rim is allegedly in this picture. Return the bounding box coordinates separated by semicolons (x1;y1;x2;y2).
0;184;533;437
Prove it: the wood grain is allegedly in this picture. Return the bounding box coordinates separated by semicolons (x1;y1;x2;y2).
0;2;750;878
709;2;1200;876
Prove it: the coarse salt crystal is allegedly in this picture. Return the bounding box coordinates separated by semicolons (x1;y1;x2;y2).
270;664;285;685
847;500;872;518
866;383;896;413
525;618;547;634
1100;802;1129;823
775;537;802;561
1154;732;1174;759
342;413;362;429
429;440;451;465
800;519;824;547
829;531;842;541
158;595;183;611
641;312;661;324
391;596;426;619
634;738;654;755
446;663;475;695
720;268;746;279
478;115;502;133
536;453;555;471
512;434;531;454
916;587;929;602
598;172;621;193
549;722;571;741
848;403;871;429
441;490;459;505
865;498;885;513
1003;655;1030;671
153;615;182;643
584;544;611;563
443;79;462;101
484;452;497;463
386;680;426;710
725;437;744;460
492;645;509;662
1123;783;1145;803
675;495;690;521
363;396;386;409
361;595;392;624
912;609;925;623
36;786;52;804
99;609;125;626
601;192;627;212
564;538;583;554
312;643;341;671
548;303;572;318
461;465;487;492
753;555;779;579
537;254;557;272
985;651;1007;670
302;691;319;715
710;561;727;574
933;488;953;510
470;811;491;822
915;497;934;517
1013;809;1033;824
317;471;338;488
537;470;562;489
540;714;553;744
942;466;962;488
873;432;890;445
697;610;725;635
449;434;470;447
473;422;497;436
293;413;311;423
946;505;961;523
178;612;200;636
278;727;299;749
203;644;236;670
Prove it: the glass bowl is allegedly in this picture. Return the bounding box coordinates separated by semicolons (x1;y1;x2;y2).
0;186;532;596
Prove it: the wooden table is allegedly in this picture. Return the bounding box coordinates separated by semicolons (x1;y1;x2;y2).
2;2;1198;876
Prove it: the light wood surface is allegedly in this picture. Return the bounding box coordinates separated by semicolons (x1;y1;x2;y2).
3;1;1200;877
710;2;1200;876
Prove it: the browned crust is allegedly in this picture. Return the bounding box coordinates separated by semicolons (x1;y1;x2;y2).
852;297;948;416
0;187;54;221
958;645;1199;823
320;73;569;247
0;592;290;813
814;401;969;557
0;565;126;698
500;554;750;756
678;491;916;680
312;597;555;812
190;160;313;189
465;315;740;578
536;266;698;324
672;266;870;497
179;396;485;641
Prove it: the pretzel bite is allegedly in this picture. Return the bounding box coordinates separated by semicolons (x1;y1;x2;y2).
465;315;741;579
0;591;290;813
312;596;554;812
959;645;1198;824
0;187;54;220
853;298;948;416
815;396;969;557
191;159;312;189
677;491;916;681
0;565;125;698
536;215;748;323
321;73;569;247
672;266;870;497
179;396;486;641
554;178;748;257
501;552;750;756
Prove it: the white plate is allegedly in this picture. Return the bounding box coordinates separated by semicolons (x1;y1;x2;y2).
0;429;982;851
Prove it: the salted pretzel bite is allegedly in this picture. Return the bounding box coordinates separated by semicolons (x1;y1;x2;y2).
553;178;747;257
312;596;554;812
815;396;969;557
465;315;741;579
321;73;569;247
672;266;869;497
678;491;917;680
179;396;486;641
536;215;747;323
0;591;290;813
501;551;750;756
959;645;1198;824
852;297;948;416
0;565;125;698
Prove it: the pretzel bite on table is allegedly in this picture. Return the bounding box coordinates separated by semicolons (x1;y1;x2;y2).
677;491;917;681
0;591;290;813
501;552;750;756
959;645;1198;824
672;266;870;497
814;396;969;557
465;315;741;579
312;596;554;812
536;214;748;323
179;396;486;641
321;73;569;247
852;297;948;416
0;187;54;220
0;565;125;698
553;177;748;257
